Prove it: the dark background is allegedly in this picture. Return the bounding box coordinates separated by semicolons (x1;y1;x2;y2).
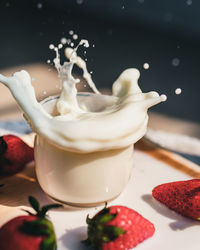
0;0;200;123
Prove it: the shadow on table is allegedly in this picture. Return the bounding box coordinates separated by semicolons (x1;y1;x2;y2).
59;226;91;250
142;194;200;230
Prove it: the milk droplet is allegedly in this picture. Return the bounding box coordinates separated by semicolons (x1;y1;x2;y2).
122;6;125;9
47;60;51;64
85;58;88;61
77;0;84;4
58;44;63;49
37;3;43;9
90;71;93;74
175;88;182;95
92;44;95;48
61;37;67;45
186;0;192;5
80;39;89;48
143;63;149;69
73;34;78;40
49;44;55;50
172;58;180;67
69;30;74;35
70;42;74;47
161;94;167;102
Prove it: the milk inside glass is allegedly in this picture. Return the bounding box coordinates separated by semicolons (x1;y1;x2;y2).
0;39;166;206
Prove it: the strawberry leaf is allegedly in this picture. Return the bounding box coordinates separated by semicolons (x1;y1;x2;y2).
21;209;34;216
41;204;63;217
102;235;110;243
86;215;92;224
40;235;57;250
97;213;117;224
21;218;57;250
103;225;125;242
29;196;40;213
21;218;49;236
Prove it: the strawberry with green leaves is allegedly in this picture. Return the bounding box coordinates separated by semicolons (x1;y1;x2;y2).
0;196;62;250
83;204;155;250
152;179;200;220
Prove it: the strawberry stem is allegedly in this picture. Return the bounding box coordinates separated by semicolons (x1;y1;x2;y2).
28;196;62;217
29;196;40;213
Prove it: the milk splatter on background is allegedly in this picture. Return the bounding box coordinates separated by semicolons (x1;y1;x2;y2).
175;88;182;95
37;3;43;9
143;63;149;69
172;58;180;67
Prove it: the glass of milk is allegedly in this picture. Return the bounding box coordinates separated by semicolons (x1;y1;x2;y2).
34;94;134;207
0;42;166;207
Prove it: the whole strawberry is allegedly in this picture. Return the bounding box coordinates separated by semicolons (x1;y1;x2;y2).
0;134;34;175
83;204;155;250
152;179;200;220
0;196;62;250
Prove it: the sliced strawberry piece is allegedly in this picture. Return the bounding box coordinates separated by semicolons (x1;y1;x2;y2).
152;179;200;220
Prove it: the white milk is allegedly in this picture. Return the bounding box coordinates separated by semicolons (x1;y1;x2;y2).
0;40;166;152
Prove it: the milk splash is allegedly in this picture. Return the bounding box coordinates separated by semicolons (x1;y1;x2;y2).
48;39;100;118
0;36;166;152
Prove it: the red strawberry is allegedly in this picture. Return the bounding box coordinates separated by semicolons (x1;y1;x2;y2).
0;134;34;175
152;179;200;220
83;204;155;250
0;196;62;250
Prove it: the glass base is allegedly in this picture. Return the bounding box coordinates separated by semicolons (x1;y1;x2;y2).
47;193;121;208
